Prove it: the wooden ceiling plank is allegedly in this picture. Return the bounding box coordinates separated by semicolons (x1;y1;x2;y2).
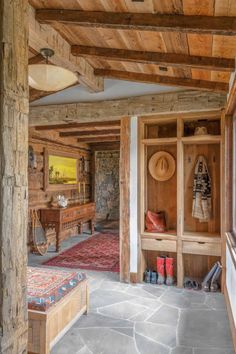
60;129;120;137
29;5;104;92
78;136;120;143
94;68;229;92
35;9;236;35
71;45;234;72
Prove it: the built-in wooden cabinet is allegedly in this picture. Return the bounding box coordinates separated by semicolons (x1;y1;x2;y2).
138;111;225;287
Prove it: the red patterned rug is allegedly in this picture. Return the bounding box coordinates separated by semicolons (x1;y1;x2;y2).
43;233;120;272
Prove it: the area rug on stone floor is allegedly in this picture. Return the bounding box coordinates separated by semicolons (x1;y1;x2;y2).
43;233;120;272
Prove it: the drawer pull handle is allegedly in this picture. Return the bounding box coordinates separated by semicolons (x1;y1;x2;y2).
198;242;205;245
156;239;163;241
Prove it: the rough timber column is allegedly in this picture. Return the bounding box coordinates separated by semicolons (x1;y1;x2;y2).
0;1;29;353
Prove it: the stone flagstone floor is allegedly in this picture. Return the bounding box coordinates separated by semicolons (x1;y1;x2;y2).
28;233;234;354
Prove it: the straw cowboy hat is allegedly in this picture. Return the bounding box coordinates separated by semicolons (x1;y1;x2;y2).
148;151;176;182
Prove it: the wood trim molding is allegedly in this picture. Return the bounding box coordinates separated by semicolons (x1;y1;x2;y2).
29;90;227;126
130;273;138;283
224;285;236;352
120;117;130;283
36;9;236;36
72;45;234;72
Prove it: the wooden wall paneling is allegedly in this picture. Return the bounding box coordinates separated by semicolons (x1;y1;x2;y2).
0;0;29;352
146;144;177;231
183;143;221;235
120;117;130;282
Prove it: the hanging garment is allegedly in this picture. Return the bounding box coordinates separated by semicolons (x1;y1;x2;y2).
192;155;212;222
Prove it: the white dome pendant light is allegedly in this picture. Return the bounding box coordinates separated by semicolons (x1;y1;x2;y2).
29;48;78;92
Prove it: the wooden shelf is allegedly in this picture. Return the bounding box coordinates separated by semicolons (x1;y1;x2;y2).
181;135;221;144
182;232;221;244
141;137;177;145
138;112;224;287
141;230;177;240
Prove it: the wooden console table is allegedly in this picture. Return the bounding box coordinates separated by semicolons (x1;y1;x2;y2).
40;202;95;252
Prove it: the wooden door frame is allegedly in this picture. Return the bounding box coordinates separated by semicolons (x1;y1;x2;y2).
120;117;131;282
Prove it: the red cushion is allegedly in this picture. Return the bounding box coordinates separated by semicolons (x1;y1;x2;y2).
145;210;166;232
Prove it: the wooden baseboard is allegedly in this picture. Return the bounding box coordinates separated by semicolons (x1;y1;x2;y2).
130;272;138;283
224;285;236;352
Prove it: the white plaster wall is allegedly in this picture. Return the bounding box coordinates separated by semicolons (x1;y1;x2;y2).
226;244;236;328
129;116;138;273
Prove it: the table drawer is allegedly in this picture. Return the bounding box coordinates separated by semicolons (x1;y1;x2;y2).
142;238;177;252
182;241;221;256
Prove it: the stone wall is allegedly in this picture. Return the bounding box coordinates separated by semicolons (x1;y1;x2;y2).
95;151;120;220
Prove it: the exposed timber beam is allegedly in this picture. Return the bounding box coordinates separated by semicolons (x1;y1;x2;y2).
29;5;103;92
90;142;120;151
94;68;228;93
35;120;121;131
71;45;234;72
78;136;120;143
226;71;236;115
29;53;45;65
36;9;236;36
29;90;226;126
30;88;56;102
60;129;120;137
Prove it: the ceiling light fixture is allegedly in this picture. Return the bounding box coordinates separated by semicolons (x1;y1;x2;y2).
28;48;78;92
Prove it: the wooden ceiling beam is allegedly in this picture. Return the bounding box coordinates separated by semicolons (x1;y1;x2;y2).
28;53;45;65
29;91;226;126
94;68;228;93
35;120;121;131
36;9;236;36
29;5;104;92
29;88;57;102
60;129;120;137
71;45;234;72
90;142;120;151
78;136;120;143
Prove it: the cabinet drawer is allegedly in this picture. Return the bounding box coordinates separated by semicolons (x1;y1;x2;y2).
182;241;221;256
142;238;177;252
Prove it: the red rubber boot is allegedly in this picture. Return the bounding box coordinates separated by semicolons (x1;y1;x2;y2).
166;257;174;286
156;256;165;285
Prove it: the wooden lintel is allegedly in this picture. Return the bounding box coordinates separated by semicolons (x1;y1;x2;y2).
94;68;229;93
60;129;120;137
35;120;121;131
36;9;236;36
29;90;227;126
78;136;120;143
72;45;234;72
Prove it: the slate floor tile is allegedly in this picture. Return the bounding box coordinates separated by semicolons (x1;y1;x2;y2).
135;322;177;348
178;309;233;348
73;312;133;329
90;289;135;309
194;348;235;354
161;292;191;309
99;301;147;320
135;333;170;354
172;346;193;354
77;327;139;354
148;304;179;326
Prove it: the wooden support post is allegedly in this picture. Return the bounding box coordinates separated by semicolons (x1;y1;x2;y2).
0;0;29;352
120;117;130;282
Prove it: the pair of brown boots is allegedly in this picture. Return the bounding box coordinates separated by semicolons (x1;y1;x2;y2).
156;256;174;286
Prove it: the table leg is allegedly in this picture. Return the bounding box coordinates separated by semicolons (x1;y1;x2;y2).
55;227;61;252
90;219;95;235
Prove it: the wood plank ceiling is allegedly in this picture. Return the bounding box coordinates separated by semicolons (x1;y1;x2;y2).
28;0;236;100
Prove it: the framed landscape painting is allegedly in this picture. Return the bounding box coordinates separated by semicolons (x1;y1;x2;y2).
44;149;78;191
